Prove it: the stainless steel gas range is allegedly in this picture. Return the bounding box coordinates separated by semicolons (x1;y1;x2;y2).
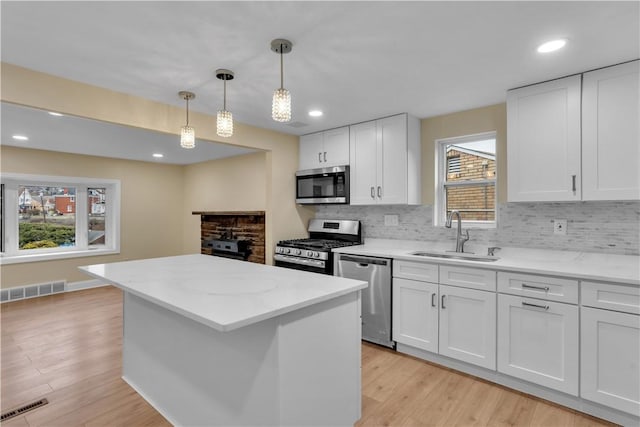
274;219;362;275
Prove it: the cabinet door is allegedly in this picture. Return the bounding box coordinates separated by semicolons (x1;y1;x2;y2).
349;120;378;205
582;61;640;201
497;294;578;395
299;132;323;171
439;285;496;369
392;278;438;352
378;114;408;204
581;307;640;415
507;75;582;202
322;127;350;168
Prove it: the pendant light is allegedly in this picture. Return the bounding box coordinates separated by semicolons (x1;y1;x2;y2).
215;69;234;138
271;38;293;122
178;91;196;149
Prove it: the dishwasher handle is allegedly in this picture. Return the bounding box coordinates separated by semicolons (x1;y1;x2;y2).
338;255;389;266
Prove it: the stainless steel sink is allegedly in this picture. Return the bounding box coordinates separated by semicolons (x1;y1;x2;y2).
409;251;500;262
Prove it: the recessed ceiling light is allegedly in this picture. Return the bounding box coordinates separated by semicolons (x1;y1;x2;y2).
152;153;164;158
308;110;323;117
12;135;29;141
48;111;64;117
537;39;567;53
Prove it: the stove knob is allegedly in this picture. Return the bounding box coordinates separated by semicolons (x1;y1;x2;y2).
314;252;320;258
306;251;313;257
285;248;291;254
295;249;302;256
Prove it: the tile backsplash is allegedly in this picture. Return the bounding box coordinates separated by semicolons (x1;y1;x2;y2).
315;201;640;255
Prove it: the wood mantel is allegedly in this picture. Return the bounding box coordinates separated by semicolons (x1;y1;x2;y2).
192;211;265;216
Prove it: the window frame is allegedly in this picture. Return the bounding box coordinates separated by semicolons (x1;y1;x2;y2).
434;131;498;228
1;173;120;264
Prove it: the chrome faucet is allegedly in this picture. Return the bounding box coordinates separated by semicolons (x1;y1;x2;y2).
445;210;469;253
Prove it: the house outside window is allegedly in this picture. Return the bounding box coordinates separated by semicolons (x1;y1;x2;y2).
1;173;120;264
435;132;497;227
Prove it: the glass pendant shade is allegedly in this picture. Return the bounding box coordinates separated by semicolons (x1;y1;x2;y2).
180;125;195;149
272;88;291;122
217;110;233;138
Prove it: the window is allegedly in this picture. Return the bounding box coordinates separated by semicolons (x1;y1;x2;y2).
435;132;497;227
1;174;120;264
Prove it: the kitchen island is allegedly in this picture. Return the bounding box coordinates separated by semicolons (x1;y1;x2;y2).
80;254;367;426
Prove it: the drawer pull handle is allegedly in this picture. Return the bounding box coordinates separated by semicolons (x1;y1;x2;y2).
521;283;550;292
377;186;382;198
370;187;375;198
324;152;327;162
319;152;323;163
441;295;446;309
522;301;549;310
572;174;576;193
431;293;437;307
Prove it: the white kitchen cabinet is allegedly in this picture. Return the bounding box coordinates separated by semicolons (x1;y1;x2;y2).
507;61;640;202
497;272;578;304
497;294;579;395
507;75;582;202
439;284;496;370
349;114;421;205
299;126;349;171
440;265;496;292
582;60;640;200
392;261;496;369
392;278;438;352
581;306;640;415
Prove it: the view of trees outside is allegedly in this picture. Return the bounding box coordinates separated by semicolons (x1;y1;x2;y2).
18;185;76;249
444;139;496;222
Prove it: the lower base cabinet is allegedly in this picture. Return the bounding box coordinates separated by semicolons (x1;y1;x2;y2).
439;284;496;370
392;278;438;352
497;294;579;395
581;306;640;415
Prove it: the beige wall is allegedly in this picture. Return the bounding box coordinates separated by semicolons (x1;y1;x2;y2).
421;103;507;204
182;151;268;254
0;146;185;287
1;63;315;288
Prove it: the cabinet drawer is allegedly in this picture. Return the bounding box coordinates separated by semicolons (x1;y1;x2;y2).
497;272;578;304
393;260;438;283
440;266;496;292
582;281;640;315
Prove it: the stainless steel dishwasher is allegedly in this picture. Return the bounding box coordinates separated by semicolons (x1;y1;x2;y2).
336;254;394;348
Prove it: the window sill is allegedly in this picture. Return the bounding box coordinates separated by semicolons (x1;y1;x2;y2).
0;248;120;265
461;221;497;230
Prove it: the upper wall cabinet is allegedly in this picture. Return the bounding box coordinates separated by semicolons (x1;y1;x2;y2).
349;114;421;205
507;75;582;202
299;126;350;171
582;61;640;200
507;61;639;202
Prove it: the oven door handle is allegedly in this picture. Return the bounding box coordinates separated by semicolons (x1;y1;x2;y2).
274;254;326;268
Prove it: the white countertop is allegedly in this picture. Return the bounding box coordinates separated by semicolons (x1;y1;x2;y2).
334;239;640;285
79;254;367;332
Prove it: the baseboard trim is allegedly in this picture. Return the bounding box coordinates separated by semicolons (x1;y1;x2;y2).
66;279;109;292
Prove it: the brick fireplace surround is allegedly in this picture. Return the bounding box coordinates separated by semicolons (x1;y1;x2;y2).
193;211;266;264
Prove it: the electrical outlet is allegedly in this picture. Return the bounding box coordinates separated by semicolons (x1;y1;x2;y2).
384;215;399;226
553;219;567;235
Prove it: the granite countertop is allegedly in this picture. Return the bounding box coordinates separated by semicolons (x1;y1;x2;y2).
79;254;367;332
333;239;640;286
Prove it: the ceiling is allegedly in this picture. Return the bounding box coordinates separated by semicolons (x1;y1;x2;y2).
1;1;638;141
1;102;256;165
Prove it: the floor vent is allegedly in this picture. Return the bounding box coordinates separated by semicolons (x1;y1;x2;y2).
1;398;49;421
1;281;66;303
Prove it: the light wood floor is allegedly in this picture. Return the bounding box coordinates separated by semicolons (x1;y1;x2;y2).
1;286;615;427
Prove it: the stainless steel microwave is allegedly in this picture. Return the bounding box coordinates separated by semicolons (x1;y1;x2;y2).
295;165;349;204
